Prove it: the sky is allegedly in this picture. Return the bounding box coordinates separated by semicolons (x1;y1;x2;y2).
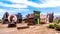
0;0;60;19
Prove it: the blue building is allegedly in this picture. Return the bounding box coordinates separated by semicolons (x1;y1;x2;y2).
16;13;22;23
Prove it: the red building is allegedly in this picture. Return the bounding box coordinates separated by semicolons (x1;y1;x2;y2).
26;14;35;25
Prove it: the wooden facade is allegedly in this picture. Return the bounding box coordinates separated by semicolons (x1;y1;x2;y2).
47;13;54;23
25;13;54;25
2;12;22;24
26;14;35;25
16;13;22;23
2;12;9;24
25;11;40;25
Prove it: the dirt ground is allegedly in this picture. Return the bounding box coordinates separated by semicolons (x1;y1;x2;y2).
0;23;60;34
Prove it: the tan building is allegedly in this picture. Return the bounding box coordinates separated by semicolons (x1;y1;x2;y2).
40;13;54;24
40;14;47;24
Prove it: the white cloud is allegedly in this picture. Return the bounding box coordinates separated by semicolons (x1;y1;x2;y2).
0;9;17;19
0;9;7;13
39;0;60;8
0;9;16;15
1;0;60;8
0;2;27;8
0;9;7;19
26;0;60;8
7;0;27;3
6;0;60;8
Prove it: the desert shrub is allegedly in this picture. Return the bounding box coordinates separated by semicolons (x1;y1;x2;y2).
53;20;58;23
58;20;60;24
55;25;60;31
48;24;57;29
48;24;54;28
53;19;60;24
48;23;60;31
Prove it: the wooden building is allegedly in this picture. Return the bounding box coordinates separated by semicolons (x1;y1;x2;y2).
2;12;22;24
25;12;54;25
40;14;47;24
2;12;9;24
16;13;22;23
26;14;35;25
25;11;40;25
40;13;54;23
47;13;54;23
